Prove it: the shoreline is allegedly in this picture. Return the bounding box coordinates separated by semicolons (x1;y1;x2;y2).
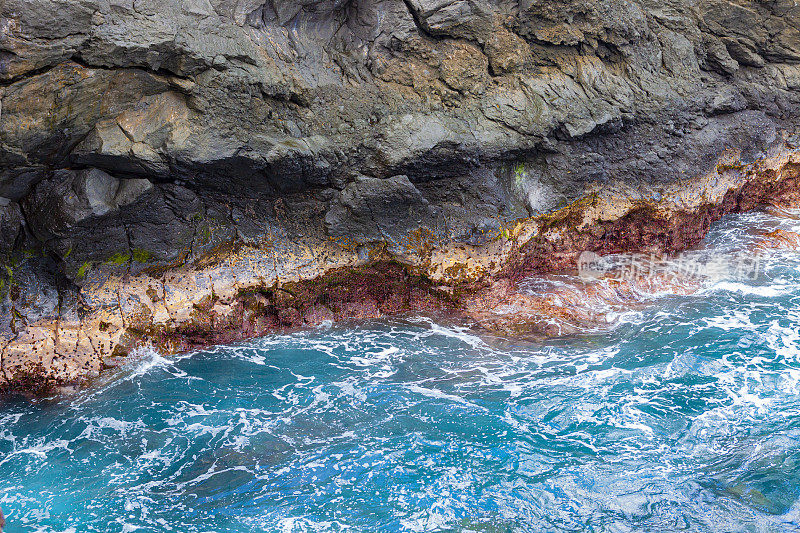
4;146;800;396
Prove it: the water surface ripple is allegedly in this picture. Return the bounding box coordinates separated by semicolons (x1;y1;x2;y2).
3;211;800;532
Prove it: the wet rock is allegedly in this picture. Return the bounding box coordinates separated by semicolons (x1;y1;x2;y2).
277;307;302;327
303;305;335;327
756;229;800;250
336;299;382;321
466;268;704;338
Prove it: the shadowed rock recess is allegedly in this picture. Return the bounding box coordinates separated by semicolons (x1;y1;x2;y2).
3;0;800;393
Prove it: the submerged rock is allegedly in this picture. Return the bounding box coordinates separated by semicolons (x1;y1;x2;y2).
757;228;800;250
3;0;800;392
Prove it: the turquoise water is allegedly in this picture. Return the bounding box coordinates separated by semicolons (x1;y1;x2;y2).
3;211;800;532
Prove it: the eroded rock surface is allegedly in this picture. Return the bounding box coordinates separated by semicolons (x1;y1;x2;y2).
3;0;800;392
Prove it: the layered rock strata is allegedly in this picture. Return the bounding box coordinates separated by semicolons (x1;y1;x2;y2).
3;0;800;392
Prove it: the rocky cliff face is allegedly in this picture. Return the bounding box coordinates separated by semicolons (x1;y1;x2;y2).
3;0;800;392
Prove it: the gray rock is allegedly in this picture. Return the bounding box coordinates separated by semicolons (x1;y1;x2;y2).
2;0;800;348
325;175;440;255
80;167;124;217
20;169;208;281
706;88;747;116
115;178;154;207
22;169;153;241
722;37;766;68
0;201;24;256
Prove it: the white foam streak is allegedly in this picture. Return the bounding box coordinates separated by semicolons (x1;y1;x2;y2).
6;207;800;532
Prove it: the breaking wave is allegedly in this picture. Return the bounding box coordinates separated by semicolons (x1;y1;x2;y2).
2;209;800;531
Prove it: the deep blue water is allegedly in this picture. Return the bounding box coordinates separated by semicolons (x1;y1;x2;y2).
3;211;800;532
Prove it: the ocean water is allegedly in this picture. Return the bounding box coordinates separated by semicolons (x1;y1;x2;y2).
3;211;800;532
